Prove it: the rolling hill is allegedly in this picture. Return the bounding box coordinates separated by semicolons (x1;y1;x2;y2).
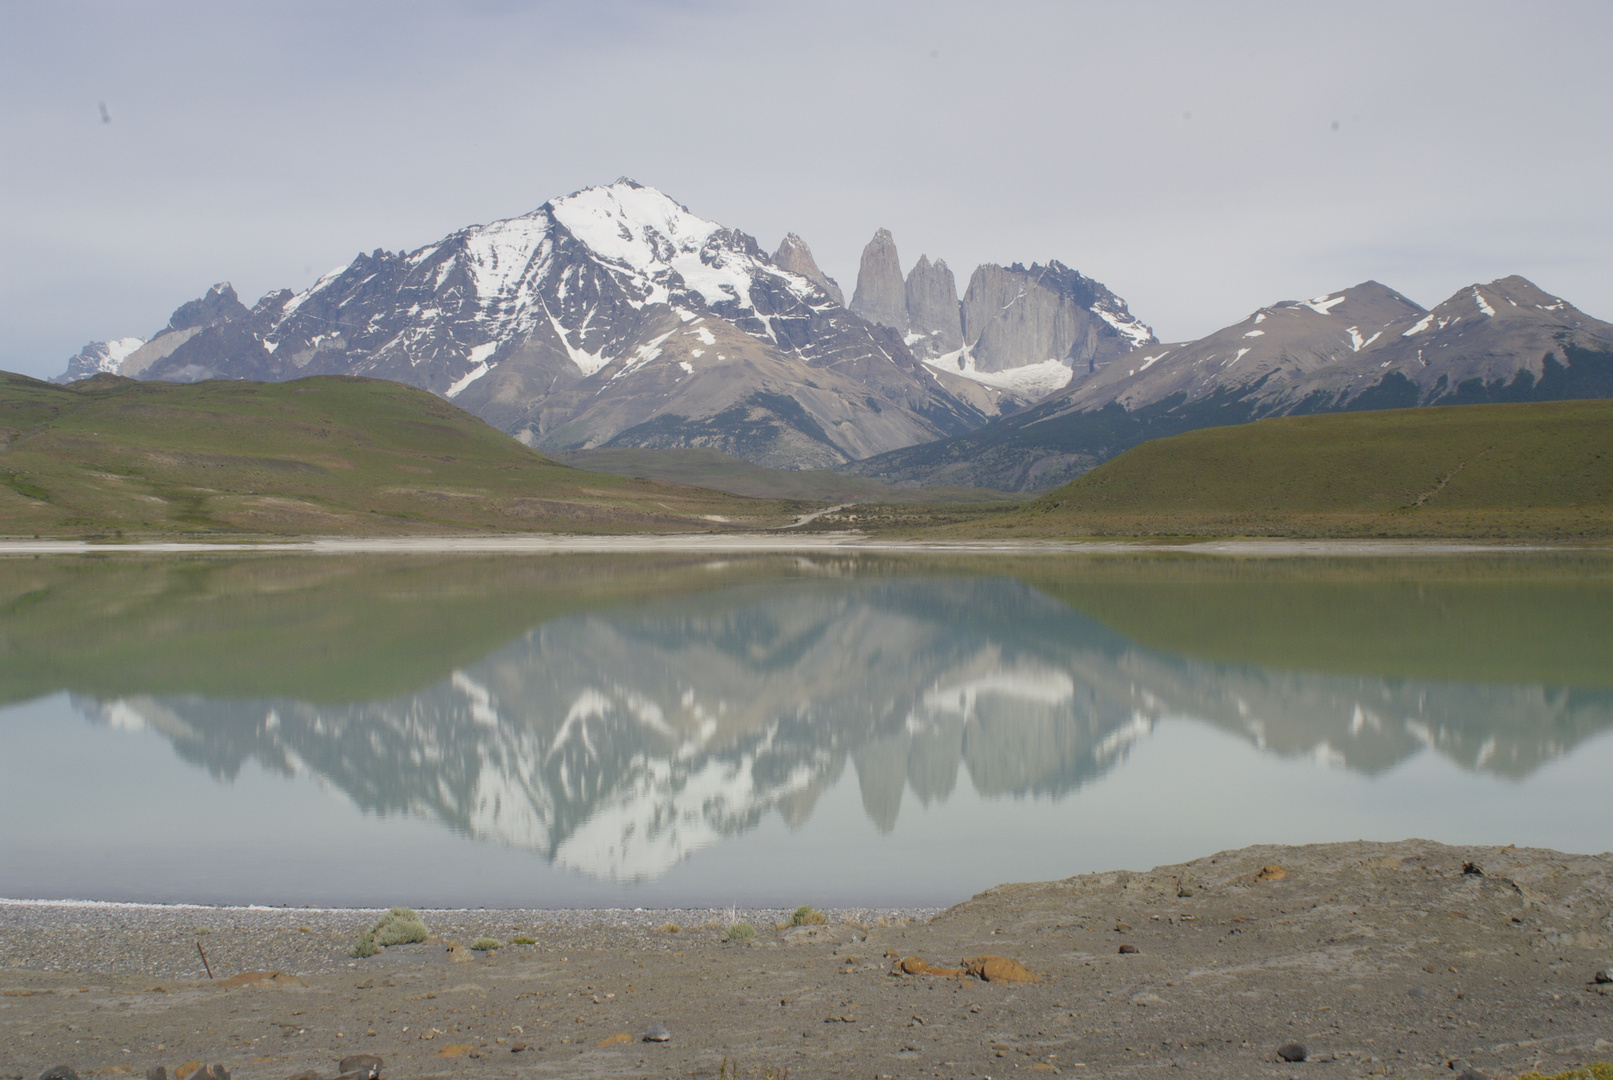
0;371;801;536
868;399;1613;539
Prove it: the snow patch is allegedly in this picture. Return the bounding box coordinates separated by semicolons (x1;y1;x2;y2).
921;349;1074;398
445;360;491;398
1242;329;1265;338
1137;351;1169;372
1092;304;1156;349
1302;294;1347;315
1401;313;1435;337
1471;287;1495;317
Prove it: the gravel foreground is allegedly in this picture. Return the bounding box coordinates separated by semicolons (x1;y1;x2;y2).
2;839;1611;1080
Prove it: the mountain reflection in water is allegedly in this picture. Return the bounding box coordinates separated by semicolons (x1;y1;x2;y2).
65;573;1613;884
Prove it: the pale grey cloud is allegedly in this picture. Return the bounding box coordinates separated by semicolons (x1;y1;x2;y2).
3;0;1609;379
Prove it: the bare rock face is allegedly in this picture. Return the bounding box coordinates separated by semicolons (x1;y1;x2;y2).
167;282;248;332
904;255;963;359
961;262;1145;376
772;233;844;307
849;228;908;333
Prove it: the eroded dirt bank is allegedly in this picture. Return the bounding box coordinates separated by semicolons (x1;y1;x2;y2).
3;840;1611;1080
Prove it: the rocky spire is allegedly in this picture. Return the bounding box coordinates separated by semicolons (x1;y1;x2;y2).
904;255;963;358
772;233;844;306
849;228;908;333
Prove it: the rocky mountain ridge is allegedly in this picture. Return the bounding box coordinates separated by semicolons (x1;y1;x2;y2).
55;182;994;468
55;182;1158;469
847;275;1613;491
850;230;1157;402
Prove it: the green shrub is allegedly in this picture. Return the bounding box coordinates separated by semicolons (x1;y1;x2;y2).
726;921;756;942
470;937;500;951
351;906;430;957
372;907;430;947
790;905;827;926
509;936;536;946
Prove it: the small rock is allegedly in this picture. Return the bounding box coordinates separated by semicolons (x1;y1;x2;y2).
642;1024;672;1043
1256;865;1289;883
337;1055;382;1080
1454;1069;1486;1080
1461;861;1484;876
146;1070;168;1080
1277;1042;1308;1062
1118;944;1139;954
1594;967;1613;984
39;1069;82;1080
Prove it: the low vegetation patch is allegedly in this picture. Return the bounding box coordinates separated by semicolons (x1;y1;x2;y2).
470;937;501;952
350;906;431;958
509;936;536;946
1515;1065;1613;1080
789;905;827;927
725;921;757;942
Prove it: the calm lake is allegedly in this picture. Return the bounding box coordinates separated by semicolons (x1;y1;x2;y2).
3;551;1611;909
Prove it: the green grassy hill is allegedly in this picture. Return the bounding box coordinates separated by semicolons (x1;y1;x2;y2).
0;372;801;536
914;399;1613;539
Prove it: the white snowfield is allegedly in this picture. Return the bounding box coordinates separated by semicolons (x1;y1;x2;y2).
921;348;1075;398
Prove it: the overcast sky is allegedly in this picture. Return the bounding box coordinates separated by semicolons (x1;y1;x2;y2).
3;0;1610;380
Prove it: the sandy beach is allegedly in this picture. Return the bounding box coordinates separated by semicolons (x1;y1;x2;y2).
3;840;1611;1080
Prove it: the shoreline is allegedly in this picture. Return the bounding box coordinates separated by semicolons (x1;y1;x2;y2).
3;839;1611;1079
0;534;1585;557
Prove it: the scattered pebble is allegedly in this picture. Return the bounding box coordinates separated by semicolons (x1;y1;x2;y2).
1594;967;1612;984
1277;1042;1308;1062
1118;944;1139;954
642;1024;672;1042
39;1069;81;1080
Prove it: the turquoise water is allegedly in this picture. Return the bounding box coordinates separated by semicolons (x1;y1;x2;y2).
3;552;1609;908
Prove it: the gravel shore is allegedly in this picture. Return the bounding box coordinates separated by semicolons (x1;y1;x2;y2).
3;840;1611;1080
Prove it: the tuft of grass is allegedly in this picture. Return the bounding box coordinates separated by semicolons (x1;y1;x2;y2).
470;937;500;952
660;922;681;934
509;936;536;946
790;905;827;927
351;906;430;958
726;921;757;942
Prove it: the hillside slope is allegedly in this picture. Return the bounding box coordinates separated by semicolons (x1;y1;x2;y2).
947;399;1613;538
0;371;799;535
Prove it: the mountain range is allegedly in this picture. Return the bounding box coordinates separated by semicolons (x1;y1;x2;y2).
56;180;1613;488
848;276;1613;490
57;181;1148;470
